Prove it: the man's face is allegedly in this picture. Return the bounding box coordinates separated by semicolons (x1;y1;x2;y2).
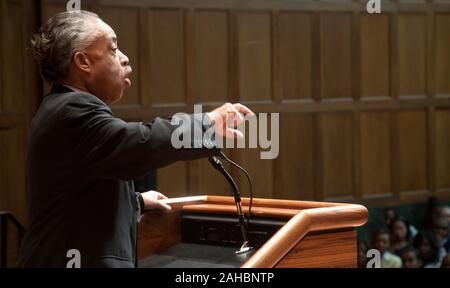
83;20;132;104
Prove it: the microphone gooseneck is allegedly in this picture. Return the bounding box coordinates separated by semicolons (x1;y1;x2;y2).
208;155;253;254
217;151;254;229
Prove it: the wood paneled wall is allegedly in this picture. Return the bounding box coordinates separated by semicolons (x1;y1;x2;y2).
0;0;40;266
23;0;450;212
0;0;40;224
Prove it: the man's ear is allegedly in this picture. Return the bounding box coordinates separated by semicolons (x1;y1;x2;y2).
73;52;91;73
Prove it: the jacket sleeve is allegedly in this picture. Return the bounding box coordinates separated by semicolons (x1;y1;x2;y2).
60;93;218;180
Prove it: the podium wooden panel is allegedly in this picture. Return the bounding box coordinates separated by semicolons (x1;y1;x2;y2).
138;196;368;268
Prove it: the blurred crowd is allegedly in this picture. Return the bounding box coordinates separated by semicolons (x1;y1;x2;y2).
358;197;450;268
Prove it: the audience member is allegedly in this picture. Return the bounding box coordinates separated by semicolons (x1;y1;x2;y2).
424;197;443;230
383;208;396;227
389;217;413;256
400;247;422;268
365;197;449;268
413;231;443;268
357;239;369;268
372;228;402;268
441;253;450;268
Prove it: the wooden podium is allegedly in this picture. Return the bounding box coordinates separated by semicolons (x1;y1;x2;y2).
138;195;368;268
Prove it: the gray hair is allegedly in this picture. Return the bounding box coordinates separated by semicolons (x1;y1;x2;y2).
30;11;101;84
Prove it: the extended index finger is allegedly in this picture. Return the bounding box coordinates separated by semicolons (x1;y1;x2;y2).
233;103;255;117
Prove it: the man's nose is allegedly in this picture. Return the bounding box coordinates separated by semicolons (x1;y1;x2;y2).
118;49;129;66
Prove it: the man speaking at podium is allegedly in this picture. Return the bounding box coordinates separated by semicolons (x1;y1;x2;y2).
18;11;254;268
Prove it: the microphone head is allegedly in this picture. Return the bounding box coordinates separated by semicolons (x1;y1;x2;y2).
208;155;224;171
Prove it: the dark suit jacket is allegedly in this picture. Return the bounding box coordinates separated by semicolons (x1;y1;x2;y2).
18;85;217;268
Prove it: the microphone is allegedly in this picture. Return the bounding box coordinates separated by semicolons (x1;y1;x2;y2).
208;155;224;171
208;154;253;254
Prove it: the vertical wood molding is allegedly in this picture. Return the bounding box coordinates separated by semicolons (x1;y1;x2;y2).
315;114;324;201
391;1;401;202
312;10;321;104
390;4;400;102
139;8;151;110
426;1;436;195
271;10;281;104
270;10;280;199
352;1;362;202
391;110;401;202
352;4;361;102
0;0;4;115
228;10;239;104
312;9;322;202
185;8;194;108
353;111;362;202
185;8;199;196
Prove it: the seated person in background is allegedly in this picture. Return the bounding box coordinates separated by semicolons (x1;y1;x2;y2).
389;217;414;257
424;197;444;230
382;208;417;239
372;228;402;268
413;231;444;268
441;253;450;268
400;247;423;268
441;206;450;225
430;216;450;255
383;208;396;227
357;239;369;268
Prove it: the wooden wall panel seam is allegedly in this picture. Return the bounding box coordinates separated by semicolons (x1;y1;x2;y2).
271;10;280;104
391;108;401;202
312;10;322;103
229;10;239;104
390;9;400;102
426;3;437;195
353;111;362;202
185;8;194;108
351;5;361;102
315;114;324;201
0;0;3;115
